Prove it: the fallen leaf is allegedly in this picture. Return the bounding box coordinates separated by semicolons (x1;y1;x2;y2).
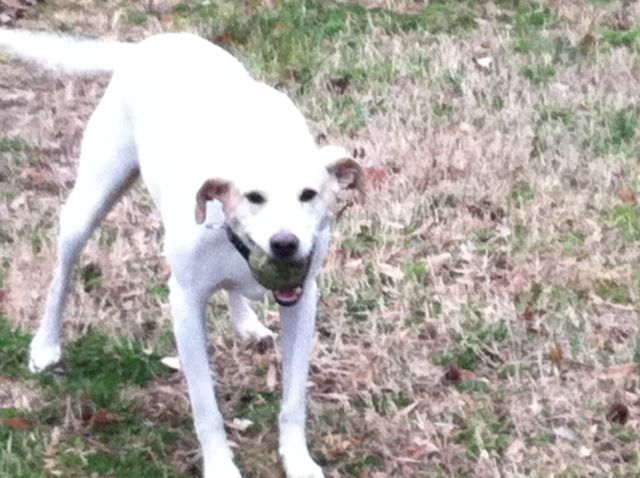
160;356;181;371
378;263;404;281
519;309;534;322
579;446;592;458
364;167;388;189
328;75;350;95
444;365;475;382
467;204;484;218
599;363;638;379
553;425;576;442
2;417;33;430
227;418;253;432
490;207;506;221
405;444;430;460
214;31;234;45
548;344;563;365
266;362;277;391
473;55;493;70
606;403;629;425
618;188;637;204
444;365;461;382
89;409;118;428
578;33;596;54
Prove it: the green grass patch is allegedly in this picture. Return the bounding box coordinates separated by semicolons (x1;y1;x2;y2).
346;290;381;321
511;224;529;252
0;228;13;246
510;181;535;208
595;280;631;305
609;424;638;444
537;104;577;126
600;108;638;154
0;258;9;288
520;63;556;85
173;0;480;104
0;316;31;378
370;392;412;416
79;263;103;292
401;260;428;283
123;8;149;25
547;284;587;307
340;226;381;253
633;336;640;365
561;231;585;254
0;419;47;478
0;324;182;477
434;318;508;372
609;204;640;242
514;2;555;29
600;27;640;50
454;408;513;459
148;283;170;302
41;333;169;407
53;415;189;477
511;2;556;54
235;389;279;434
420;0;478;35
0;136;38;167
344;452;384;476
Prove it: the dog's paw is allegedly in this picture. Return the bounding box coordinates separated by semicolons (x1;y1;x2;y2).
28;341;62;373
232;311;276;341
280;449;324;478
238;320;276;341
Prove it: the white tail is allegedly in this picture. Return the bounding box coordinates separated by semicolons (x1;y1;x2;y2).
0;28;132;74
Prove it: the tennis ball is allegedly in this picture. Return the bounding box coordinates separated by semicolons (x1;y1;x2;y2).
248;248;309;291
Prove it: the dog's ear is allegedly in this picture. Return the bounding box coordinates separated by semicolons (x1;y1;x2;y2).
195;178;231;224
321;145;365;198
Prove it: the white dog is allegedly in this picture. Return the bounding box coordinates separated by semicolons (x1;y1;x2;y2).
0;29;363;478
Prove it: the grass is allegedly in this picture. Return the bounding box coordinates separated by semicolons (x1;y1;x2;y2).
609;204;640;242
0;316;185;477
1;0;640;476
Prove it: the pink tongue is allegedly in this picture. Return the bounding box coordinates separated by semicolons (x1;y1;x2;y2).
275;287;302;303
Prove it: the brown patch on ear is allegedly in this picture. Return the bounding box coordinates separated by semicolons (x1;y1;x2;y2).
195;178;230;224
327;158;366;198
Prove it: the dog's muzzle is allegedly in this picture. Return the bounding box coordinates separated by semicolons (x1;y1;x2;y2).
225;225;308;307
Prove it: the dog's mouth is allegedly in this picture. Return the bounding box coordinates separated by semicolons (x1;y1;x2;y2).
273;286;304;307
226;226;309;307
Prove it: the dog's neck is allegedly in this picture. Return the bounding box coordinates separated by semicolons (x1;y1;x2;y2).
224;225;251;260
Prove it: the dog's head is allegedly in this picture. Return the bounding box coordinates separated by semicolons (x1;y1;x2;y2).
194;144;363;306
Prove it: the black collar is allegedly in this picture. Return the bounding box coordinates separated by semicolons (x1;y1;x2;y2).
225;225;251;261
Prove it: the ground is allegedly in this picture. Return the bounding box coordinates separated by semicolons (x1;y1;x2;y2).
0;0;639;477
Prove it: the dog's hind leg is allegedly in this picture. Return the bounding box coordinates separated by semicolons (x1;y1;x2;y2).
29;84;138;372
228;291;274;341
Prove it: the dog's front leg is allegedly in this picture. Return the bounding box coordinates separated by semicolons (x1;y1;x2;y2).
169;276;241;478
279;279;324;478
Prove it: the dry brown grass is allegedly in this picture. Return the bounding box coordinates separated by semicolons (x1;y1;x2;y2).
1;0;640;477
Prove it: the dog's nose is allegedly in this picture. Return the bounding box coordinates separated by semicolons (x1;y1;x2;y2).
270;231;299;260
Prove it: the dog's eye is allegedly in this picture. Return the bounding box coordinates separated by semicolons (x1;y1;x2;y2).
299;188;318;202
245;191;266;205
